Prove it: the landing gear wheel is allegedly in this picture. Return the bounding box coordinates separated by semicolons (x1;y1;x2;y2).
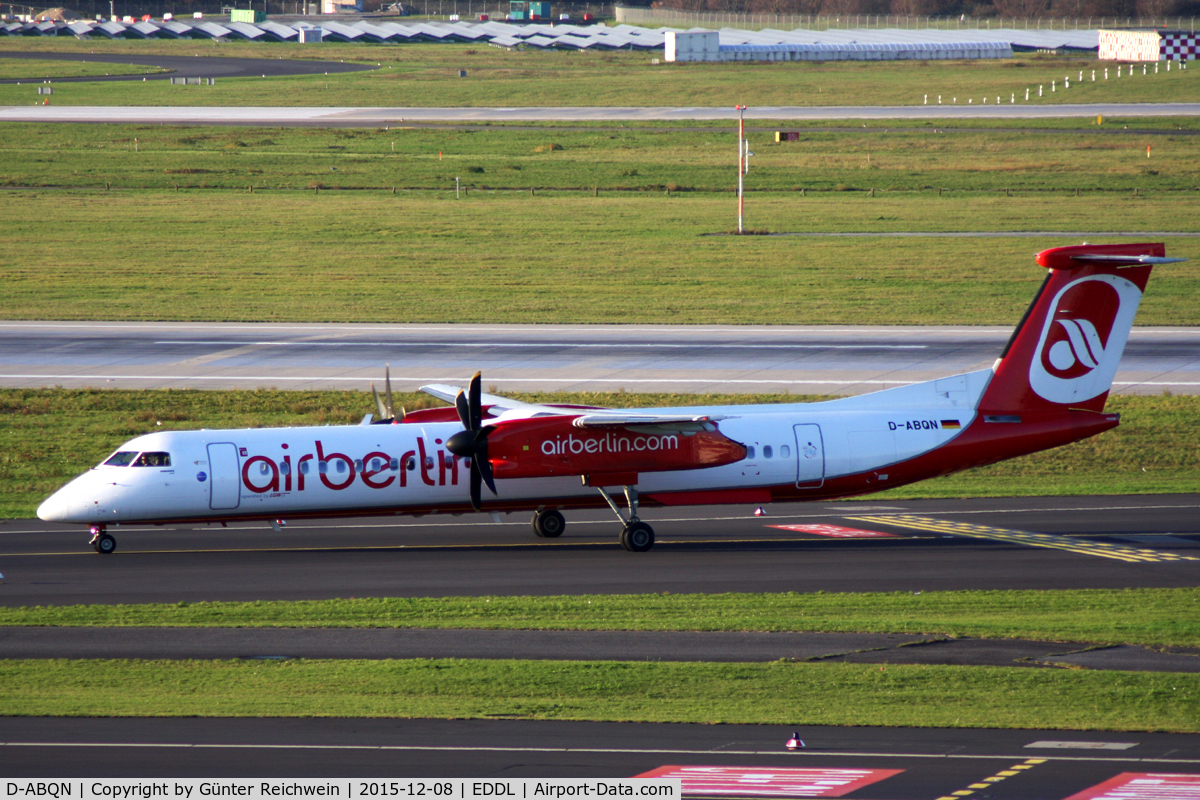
94;533;116;555
620;521;655;553
532;509;566;539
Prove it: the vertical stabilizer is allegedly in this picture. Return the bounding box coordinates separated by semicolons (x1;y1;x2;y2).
978;243;1179;414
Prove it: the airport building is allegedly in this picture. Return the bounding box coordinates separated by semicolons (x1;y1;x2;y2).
1099;28;1199;60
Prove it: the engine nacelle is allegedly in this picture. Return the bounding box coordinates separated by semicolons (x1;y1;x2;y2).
484;416;746;480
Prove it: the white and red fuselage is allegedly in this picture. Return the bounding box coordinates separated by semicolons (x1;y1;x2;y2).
36;244;1177;537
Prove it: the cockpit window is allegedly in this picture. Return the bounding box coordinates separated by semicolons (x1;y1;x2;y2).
103;451;138;467
133;452;171;467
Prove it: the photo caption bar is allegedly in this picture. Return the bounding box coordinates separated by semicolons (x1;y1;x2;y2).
4;780;680;800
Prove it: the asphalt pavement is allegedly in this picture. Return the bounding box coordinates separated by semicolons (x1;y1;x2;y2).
4;495;1198;605
2;321;1197;395
2;716;1198;796
0;50;376;82
4;102;1200;124
2;625;1197;671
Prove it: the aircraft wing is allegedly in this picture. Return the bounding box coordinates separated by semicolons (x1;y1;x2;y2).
420;383;560;417
420;383;727;432
571;411;724;433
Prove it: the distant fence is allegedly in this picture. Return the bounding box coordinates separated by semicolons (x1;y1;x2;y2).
614;6;1197;31
400;0;613;17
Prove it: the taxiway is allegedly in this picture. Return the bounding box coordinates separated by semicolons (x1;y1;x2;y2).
6;495;1198;606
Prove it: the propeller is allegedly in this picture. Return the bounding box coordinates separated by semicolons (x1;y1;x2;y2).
370;364;404;424
445;371;497;512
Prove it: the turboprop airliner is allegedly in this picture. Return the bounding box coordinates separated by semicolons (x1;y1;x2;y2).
38;243;1184;554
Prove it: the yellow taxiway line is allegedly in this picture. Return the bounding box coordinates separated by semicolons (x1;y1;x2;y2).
848;515;1199;564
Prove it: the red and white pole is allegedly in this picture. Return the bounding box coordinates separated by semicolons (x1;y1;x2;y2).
736;105;746;234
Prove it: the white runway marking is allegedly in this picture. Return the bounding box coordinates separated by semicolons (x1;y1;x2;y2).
152;340;928;350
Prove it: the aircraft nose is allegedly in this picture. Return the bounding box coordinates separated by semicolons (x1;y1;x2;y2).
37;492;70;523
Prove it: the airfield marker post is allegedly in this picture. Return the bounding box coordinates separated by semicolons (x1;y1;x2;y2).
736;105;746;234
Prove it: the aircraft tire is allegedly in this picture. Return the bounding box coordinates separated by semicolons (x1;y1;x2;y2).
95;533;116;555
532;509;566;539
620;521;654;553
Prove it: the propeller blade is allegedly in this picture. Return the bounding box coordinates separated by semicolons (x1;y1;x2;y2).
468;371;482;431
469;462;482;512
455;389;471;431
384;364;395;420
372;382;389;421
477;447;497;496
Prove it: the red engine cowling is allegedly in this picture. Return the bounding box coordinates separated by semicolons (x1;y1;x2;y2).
484;416;746;480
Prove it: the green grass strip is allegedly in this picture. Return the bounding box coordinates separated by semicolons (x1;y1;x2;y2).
0;659;1196;732
4;588;1197;648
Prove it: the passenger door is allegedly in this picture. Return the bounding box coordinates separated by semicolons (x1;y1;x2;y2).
206;442;241;510
793;424;825;488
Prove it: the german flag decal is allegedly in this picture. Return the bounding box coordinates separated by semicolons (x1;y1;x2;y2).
941;420;962;429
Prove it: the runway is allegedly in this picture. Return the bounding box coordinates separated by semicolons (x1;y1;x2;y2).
2;321;1198;395
2;716;1199;794
4;102;1200;125
6;495;1198;606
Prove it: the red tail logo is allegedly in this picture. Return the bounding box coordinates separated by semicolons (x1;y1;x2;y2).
980;244;1165;414
1028;273;1141;405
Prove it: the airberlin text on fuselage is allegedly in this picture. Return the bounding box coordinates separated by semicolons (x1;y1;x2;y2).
541;433;679;457
239;437;458;495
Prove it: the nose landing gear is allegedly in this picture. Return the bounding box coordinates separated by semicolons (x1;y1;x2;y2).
89;525;116;555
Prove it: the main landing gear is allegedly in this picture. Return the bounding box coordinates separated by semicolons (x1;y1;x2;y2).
89;524;116;555
597;485;655;553
532;508;566;538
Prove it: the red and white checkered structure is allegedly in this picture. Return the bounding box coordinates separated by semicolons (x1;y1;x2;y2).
1160;30;1199;60
1099;29;1198;61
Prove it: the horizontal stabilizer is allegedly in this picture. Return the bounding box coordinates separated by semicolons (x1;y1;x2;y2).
1069;254;1187;267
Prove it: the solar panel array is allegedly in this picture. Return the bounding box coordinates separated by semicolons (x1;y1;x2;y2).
0;18;1099;51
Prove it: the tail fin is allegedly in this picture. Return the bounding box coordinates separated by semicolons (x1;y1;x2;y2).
978;243;1184;414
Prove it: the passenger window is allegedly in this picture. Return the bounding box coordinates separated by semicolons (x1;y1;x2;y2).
746;446;756;460
763;445;773;459
299;461;310;474
103;451;138;467
319;461;328;474
280;461;291;475
781;445;791;458
389;458;399;471
354;459;363;471
336;460;346;473
133;452;171;467
259;461;270;475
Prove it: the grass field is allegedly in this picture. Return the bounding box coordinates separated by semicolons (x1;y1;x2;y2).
0;40;1197;107
3;588;1196;648
2;389;1197;519
4;121;1199;193
1;190;1197;325
1;659;1197;731
2;112;1197;325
